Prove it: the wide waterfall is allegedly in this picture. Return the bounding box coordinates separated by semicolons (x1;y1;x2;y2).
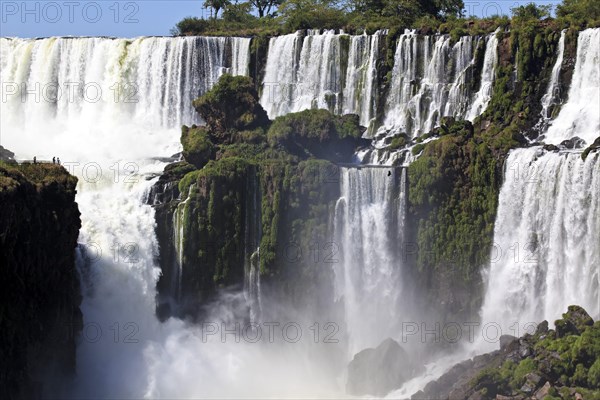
383;29;498;137
0;36;251;133
261;29;499;138
479;27;600;348
333;167;407;355
544;28;600;145
1;35;342;397
260;29;384;128
480;149;600;336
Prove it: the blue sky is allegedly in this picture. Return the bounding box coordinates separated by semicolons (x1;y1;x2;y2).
1;0;562;38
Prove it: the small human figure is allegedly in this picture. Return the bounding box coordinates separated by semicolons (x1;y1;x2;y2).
33;156;37;164
52;157;55;164
387;170;391;177
57;157;60;165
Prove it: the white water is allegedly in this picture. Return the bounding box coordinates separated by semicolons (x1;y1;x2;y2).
333;167;407;355
480;148;600;346
383;30;498;137
0;36;250;134
465;29;499;121
2;35;343;398
544;28;600;145
540;30;566;120
260;30;384;130
479;28;600;351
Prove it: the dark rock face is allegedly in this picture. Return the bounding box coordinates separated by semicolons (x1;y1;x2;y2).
0;145;15;161
559;136;586;150
412;306;600;400
151;74;360;321
347;338;422;396
582;136;600;160
0;162;82;399
192;74;270;142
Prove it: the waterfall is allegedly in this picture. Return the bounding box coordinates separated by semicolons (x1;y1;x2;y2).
0;35;345;397
231;37;251;76
480;148;600;337
540;29;566;120
260;30;343;118
383;30;497;138
544;28;600;145
172;184;195;303
479;28;600;347
260;30;383;128
333;167;407;354
243;172;262;324
465;29;499;121
342;31;384;128
0;36;251;133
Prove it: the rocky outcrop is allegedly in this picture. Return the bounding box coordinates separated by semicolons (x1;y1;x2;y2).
347;338;423;396
0;161;82;399
582;136;600;160
152;75;363;320
412;306;600;400
0;145;15;162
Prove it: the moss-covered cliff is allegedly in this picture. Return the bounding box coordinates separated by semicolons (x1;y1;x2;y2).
0;161;82;399
405;24;576;323
152;75;365;320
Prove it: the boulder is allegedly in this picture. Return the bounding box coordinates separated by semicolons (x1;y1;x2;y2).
500;335;518;349
534;381;551;399
347;338;420;396
559;136;585;149
0;145;15;162
555;305;593;337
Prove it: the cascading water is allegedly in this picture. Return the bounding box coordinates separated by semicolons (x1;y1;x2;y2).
172;184;195;303
479;28;600;351
2;35;344;397
540;29;566;120
0;36;250;131
383;29;497;137
480;149;600;340
342;31;384;129
544;28;600;145
465;29;499;121
260;29;384;128
333;167;407;355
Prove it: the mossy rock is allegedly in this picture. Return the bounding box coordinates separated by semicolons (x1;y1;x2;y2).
193;74;270;142
181;125;216;168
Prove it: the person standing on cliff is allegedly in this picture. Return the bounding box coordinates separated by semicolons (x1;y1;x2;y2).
57;157;60;165
52;157;55;164
33;156;36;164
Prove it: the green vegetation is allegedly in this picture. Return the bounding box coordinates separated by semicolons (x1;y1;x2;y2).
471;307;600;398
172;0;599;37
181;126;216;168
0;161;78;192
192;74;270;142
157;73;361;313
267;109;365;161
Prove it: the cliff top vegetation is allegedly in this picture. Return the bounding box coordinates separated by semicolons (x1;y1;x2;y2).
172;0;599;37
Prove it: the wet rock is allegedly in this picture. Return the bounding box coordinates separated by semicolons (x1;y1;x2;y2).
0;145;15;162
535;320;548;335
543;143;559;151
347;338;420;396
559;136;585;149
500;334;518;349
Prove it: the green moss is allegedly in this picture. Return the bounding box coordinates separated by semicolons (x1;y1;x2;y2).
181;125;215;168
